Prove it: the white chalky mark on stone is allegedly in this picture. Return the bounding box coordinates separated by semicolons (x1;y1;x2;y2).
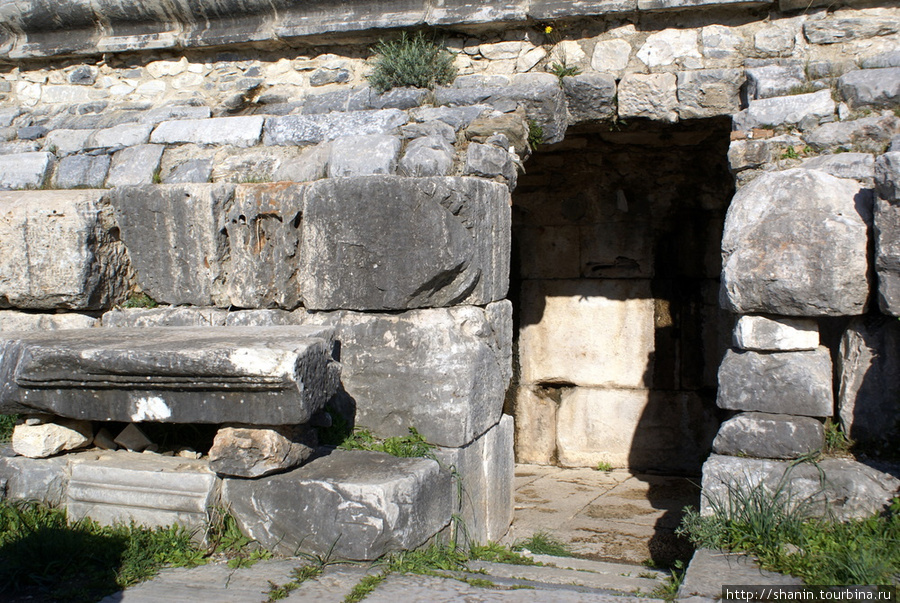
132;396;172;421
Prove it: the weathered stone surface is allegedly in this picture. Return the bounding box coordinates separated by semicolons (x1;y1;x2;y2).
799;152;875;182
409;105;491;131
618;73;678;123
702;454;900;521
720;169;870;316
101;307;228;327
113;423;153;452
0;326;339;425
224;309;300;327
591;38;632;75
717;347;833;417
106;144;164;187
263;109;407;146
804;114;900;153
465;111;529;157
87;123;153;150
150;116;264;147
877;151;900;202
0;151;52;189
327;134;400;177
224;183;306;309
464;142;517;189
734;90;834;130
0;189;129;310
732;315;819;351
712;412;825;459
514;386;558;465
300;176;509;311
272;142;330;182
676;69;743;119
744;64;806;100
727;139;774;172
0;447;71;506
401;120;456;144
109;183;233;306
67;452;219;533
562;73;616;123
398;135;454;177
0;310;97;331
163;159;213;184
519;280;654;388
838;315;900;450
636;29;700;68
876;153;900;315
222;450;451;560
838;68;900;109
53;154;111;188
434;415;514;543
679;549;802;600
209;425;317;478
12;419;92;458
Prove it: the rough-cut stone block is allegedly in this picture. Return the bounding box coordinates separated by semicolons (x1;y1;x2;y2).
53;154;110;188
0;151;52;189
150;116;264;147
562;73;616;123
732;315;819;351
804;18;900;45
106;144;164;187
263;109;408;146
224;309;301;327
299;302;511;448
838;315;900;450
875;153;900;315
712;412;825;459
101;307;228;328
87;123;153;150
163;159;213;184
717;347;833;417
0;326;339;425
876;152;900;202
727;139;774;172
721;169;870;316
676;69;743;119
800;152;875;182
399;136;454;177
464;142;517;189
745;64;806;100
0;190;129;310
0;310;97;331
327;134;400;177
434;415;514;544
733;90;834;130
222;450;451;560
300;176;509;311
209;425;317;478
702;454;900;521
0;448;71;506
803;114;900;154
113;423;153;452
67;452;219;534
225;183;306;309
519;280;655;388
618;73;678;123
838;68;900;109
12;419;92;458
109;184;233;306
513;386;559;465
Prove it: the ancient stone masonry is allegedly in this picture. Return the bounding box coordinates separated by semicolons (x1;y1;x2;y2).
0;0;899;557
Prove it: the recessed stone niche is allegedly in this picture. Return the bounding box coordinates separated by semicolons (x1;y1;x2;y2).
511;118;735;474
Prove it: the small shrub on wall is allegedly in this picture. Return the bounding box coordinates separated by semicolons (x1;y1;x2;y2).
367;32;457;93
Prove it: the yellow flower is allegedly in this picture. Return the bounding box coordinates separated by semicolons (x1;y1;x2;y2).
544;25;553;34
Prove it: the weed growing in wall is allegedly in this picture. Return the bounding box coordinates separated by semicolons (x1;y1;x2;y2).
0;414;17;443
367;32;457;93
338;426;435;459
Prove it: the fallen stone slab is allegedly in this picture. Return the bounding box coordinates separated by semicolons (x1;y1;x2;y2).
732;315;818;351
222;450;451;560
678;549;801;600
0;445;71;506
712;412;824;459
12;418;93;458
0;151;53;190
0;325;339;425
208;425;317;478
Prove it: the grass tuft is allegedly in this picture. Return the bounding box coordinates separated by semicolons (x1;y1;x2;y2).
0;414;18;443
338;427;435;459
512;531;573;557
121;292;158;309
367;32;457;93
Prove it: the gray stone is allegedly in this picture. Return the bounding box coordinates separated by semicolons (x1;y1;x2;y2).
744;63;806;100
732;315;818;351
17;125;47;140
465;142;517;188
0;326;339;425
367;87;429;111
678;549;802;600
101;307;228;327
721;169;871;316
803;113;900;153
222;450;451;560
12;418;93;458
712;412;825;459
150;116;264;147
45;129;92;156
838;315;900;450
399;135;454;177
208;425;317;478
799;152;875;182
804;18;900;45
876;151;900;202
465;111;530;157
87;123;153;150
676;69;743;119
106;144;164;187
0;310;98;331
300;176;510;311
0;141;41;156
0;151;52;189
327;134;401;177
401;120;457;145
727;139;774;172
309;67;351;86
701;454;900;521
272;142;330;183
224;309;301;326
434;415;514;544
0;448;70;506
717;347;833;417
591;38;632;75
408;105;491;130
263;109;408;146
108;183;233;306
113;423;153;452
298;302;512;448
838;68;900;110
162;159;213;184
617;73;678;123
562;73;616;124
875;155;900;315
224;183;306;309
861;51;900;70
733;90;835;130
139;106;212;125
68;66;97;85
0;189;129;310
67;452;219;534
53;154;111;188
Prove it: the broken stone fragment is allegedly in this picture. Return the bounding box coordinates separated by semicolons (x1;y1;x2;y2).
208;425;317;478
114;423;153;452
732;315;819;352
12;418;92;458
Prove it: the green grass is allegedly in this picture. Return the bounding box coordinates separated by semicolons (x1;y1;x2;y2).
0;414;17;443
512;531;573;557
527;119;544;148
595;461;613;472
823;419;854;456
121;292;158;309
548;62;581;81
267;565;324;601
367;32;457;93
338;427;435;459
344;572;388;602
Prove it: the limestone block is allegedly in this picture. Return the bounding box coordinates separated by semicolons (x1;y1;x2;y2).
0;151;52;189
224;183;306;309
838;315;900;450
480;41;522;60
0;449;71;506
638;0;764;8
0;310;97;331
309;67;350;86
106;144;164;187
87;123;153;150
513;386;558;465
555;388;719;473
113;423;153;452
516;225;580;279
12;419;92;458
398;136;454;177
263;109;408;146
0;189;129;310
721;169;870;316
754;24;796;56
712;412;825;459
163;159;213;184
727;139;774;172
139;106;211;124
464;142;517;189
733;90;834;131
876;151;900;202
579;221;653;278
717;347;833;417
409;105;491;131
876;154;900;315
208;425;317;478
108;183;233;306
676;69;743;119
101;307;228;327
804;18;900;45
803;114;900;154
636;29;700;68
225;309;302;327
838;68;900;110
222;450;451;560
273;142;331;183
327;135;400;177
300;176;509;311
562;73;616;124
465;111;530;157
43;131;89;157
67;452;219;534
744;64;806;100
700;24;744;60
150;116;264;147
701;454;900;521
434;415;514;543
401;120;456;145
209;147;305;184
0;325;339;425
516;46;547;73
519;279;655;388
732;315;819;351
618;73;678;123
799;153;875;182
53;154;110;188
590;38;631;75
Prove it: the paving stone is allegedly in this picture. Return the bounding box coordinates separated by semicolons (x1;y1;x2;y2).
151;116;264;147
563;73;616;123
12;419;93;458
744;63;806;100
468;559;662;595
208;425;317;478
0;310;98;331
712;412;825;459
733;89;834;130
106;144;164;186
618;73;678;123
678;549;801;599
327;134;400;177
732;315;819;351
799;152;874;182
223;450;451;560
0;151;52;189
717;347;833;417
803;113;900;154
263;109;408;145
0;446;72;506
53;153;110;188
101;307;228;327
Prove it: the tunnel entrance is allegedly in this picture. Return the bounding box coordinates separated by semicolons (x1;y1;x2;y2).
510;118;735;476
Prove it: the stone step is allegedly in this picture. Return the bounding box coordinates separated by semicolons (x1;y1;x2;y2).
467;558;665;595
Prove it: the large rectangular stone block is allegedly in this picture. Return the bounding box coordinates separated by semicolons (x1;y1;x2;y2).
0;151;53;189
0;310;97;331
150;116;264;147
513;386;558;465
0;447;71;506
263;109;408;146
300;176;509;311
875;153;900;316
0;190;129;310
